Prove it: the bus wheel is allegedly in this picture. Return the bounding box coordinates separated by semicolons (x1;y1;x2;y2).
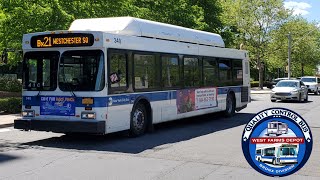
224;93;235;117
130;103;147;137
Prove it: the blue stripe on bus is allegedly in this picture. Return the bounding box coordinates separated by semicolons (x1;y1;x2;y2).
22;87;242;107
279;157;297;160
261;156;274;159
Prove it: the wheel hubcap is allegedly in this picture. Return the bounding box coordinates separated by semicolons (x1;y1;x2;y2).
133;109;145;131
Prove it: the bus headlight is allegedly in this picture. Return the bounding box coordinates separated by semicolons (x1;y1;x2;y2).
22;110;35;117
81;112;96;119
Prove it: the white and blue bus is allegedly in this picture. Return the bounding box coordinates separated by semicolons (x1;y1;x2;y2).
255;144;298;165
14;17;250;135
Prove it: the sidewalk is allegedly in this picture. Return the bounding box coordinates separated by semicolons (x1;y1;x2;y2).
250;87;272;94
0;114;20;128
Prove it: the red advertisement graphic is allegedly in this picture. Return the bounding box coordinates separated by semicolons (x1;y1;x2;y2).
177;88;217;114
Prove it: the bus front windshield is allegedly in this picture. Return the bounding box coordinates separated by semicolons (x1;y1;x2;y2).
301;77;316;83
281;147;297;156
23;51;59;91
58;50;105;91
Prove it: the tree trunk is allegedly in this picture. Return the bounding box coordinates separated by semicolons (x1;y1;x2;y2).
301;63;304;77
258;58;264;89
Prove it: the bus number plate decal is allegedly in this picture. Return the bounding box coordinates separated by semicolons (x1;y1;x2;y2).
114;38;122;44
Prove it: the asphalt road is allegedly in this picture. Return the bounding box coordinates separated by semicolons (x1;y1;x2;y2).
0;94;319;180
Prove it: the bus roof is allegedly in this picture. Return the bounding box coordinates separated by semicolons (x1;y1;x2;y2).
69;17;225;48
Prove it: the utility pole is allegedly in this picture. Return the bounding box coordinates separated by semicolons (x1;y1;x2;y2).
288;33;292;79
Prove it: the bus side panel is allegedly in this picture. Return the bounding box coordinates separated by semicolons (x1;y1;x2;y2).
106;102;132;133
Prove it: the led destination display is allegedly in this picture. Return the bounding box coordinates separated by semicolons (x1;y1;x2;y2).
30;33;94;48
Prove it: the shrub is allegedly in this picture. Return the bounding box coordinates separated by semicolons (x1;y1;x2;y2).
0;77;22;92
0;97;22;114
250;81;259;87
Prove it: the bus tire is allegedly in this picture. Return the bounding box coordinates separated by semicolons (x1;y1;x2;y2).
130;103;147;137
224;93;235;117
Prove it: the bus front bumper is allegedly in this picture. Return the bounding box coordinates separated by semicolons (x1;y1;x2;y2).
14;119;106;134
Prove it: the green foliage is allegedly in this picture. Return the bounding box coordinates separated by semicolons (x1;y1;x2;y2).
0;0;223;65
250;81;259;87
0;97;21;113
0;77;21;92
268;17;320;77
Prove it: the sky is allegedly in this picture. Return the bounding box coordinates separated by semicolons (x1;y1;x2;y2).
284;0;320;22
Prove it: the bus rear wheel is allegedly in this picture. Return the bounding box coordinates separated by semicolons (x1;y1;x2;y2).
130;103;147;137
224;93;235;117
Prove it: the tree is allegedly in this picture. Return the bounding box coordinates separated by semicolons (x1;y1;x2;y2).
0;0;224;65
220;0;290;89
268;17;320;77
0;0;73;64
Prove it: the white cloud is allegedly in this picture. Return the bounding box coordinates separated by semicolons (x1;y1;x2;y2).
284;1;312;16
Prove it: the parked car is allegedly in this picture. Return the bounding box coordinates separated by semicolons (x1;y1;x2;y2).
270;80;308;102
300;76;320;95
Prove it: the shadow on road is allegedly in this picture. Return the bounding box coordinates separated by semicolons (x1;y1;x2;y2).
23;112;255;154
274;100;313;104
0;153;20;164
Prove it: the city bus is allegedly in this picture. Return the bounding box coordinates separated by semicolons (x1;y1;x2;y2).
255;144;298;165
14;17;250;136
266;121;288;136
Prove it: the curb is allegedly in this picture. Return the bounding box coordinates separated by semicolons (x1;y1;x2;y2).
0;123;14;129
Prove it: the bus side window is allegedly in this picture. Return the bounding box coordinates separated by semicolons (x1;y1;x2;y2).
183;57;200;87
203;57;218;87
219;59;231;80
134;54;157;89
232;60;243;85
161;56;179;88
109;53;127;88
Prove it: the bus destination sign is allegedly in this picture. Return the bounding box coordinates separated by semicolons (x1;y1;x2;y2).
30;33;94;48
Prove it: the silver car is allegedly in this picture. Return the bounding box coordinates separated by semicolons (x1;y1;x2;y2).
270;80;308;102
300;76;320;95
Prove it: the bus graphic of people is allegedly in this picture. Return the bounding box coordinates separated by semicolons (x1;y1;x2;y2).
265;121;288;136
255;144;298;165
